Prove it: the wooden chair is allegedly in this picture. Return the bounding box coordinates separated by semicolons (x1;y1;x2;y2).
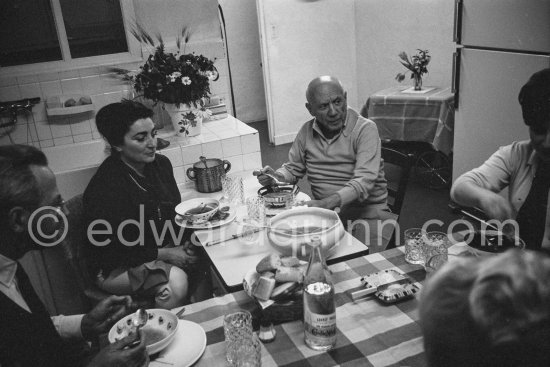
60;194;110;310
382;147;414;216
381;147;414;248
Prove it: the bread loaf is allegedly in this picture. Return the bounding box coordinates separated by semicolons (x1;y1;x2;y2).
256;253;282;273
280;256;301;267
275;265;306;283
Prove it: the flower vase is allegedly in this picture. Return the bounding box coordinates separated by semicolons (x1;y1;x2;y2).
164;103;203;137
413;74;423;91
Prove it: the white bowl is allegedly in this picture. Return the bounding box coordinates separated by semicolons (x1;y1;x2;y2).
175;198;219;224
108;309;178;355
268;207;345;259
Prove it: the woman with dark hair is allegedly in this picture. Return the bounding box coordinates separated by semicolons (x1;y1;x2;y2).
84;100;209;309
451;68;550;250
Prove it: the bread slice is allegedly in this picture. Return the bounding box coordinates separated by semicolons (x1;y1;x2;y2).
252;276;276;301
256;253;282;273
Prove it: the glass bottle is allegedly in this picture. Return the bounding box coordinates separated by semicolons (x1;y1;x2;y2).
303;236;336;351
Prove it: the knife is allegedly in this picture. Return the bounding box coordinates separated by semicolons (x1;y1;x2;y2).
205;227;264;246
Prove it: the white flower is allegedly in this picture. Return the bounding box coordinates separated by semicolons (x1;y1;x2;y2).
196;108;212;119
168;72;181;82
206;70;219;81
181;76;191;85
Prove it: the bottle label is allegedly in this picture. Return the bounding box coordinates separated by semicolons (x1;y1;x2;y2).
304;311;336;341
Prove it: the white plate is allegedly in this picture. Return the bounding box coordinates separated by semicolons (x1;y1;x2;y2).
175;206;237;229
150;320;207;367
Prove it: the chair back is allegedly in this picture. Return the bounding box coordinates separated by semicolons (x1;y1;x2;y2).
381;147;414;216
60;194;109;307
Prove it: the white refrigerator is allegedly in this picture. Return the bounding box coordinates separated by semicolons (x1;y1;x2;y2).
452;0;550;180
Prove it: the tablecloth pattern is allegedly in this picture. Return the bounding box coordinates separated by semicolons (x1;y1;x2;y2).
361;86;455;156
174;247;428;367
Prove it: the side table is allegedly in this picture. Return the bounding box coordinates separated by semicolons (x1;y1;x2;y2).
361;86;455;189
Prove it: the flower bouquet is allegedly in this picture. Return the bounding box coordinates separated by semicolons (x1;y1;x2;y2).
395;49;431;91
114;25;219;136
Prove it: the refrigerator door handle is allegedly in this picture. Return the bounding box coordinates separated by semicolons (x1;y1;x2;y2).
452;49;461;108
453;0;463;43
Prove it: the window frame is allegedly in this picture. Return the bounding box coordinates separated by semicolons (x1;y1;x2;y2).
0;0;142;78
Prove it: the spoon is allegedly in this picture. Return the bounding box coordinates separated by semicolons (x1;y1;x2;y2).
200;156;209;169
130;308;148;345
252;169;288;186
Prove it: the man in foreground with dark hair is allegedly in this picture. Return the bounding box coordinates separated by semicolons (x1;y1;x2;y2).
0;144;148;366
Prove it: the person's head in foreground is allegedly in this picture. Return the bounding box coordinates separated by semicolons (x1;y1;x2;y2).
305;75;348;139
0;144;68;256
519;68;550;160
419;249;550;367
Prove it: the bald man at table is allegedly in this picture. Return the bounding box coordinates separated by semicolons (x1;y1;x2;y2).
257;76;395;251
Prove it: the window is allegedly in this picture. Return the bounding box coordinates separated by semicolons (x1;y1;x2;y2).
0;0;139;69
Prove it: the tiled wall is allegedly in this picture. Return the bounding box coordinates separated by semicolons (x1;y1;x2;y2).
0;40;233;149
50;116;262;199
159;118;262;191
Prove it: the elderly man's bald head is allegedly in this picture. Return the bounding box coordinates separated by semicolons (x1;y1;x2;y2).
306;76;345;103
304;76;348;139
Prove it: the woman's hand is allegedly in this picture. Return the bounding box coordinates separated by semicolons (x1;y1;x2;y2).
158;246;199;268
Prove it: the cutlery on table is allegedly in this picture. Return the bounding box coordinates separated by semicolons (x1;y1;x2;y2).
175;306;186;319
205;227;264;246
253;169;289;186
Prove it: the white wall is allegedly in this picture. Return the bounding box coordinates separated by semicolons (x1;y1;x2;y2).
133;0;220;43
354;0;456;108
223;0;455;142
218;0;267;123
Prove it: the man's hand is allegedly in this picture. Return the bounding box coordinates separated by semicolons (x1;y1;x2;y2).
478;193;514;222
306;194;341;211
158;246;199;268
253;166;283;187
81;295;134;340
87;329;149;367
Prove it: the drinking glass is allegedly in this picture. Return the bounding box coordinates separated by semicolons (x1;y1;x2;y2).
231;334;262;367
423;231;450;272
222;175;245;205
224;310;254;365
404;228;426;265
246;196;266;225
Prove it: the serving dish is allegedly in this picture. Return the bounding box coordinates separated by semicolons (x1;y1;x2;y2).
267;207;345;259
108;309;178;355
463;229;525;257
258;185;298;208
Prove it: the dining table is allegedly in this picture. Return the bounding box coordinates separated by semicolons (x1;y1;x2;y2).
157;245;442;367
178;170;371;292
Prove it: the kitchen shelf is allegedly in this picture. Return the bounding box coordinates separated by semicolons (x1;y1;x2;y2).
46;94;94;116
